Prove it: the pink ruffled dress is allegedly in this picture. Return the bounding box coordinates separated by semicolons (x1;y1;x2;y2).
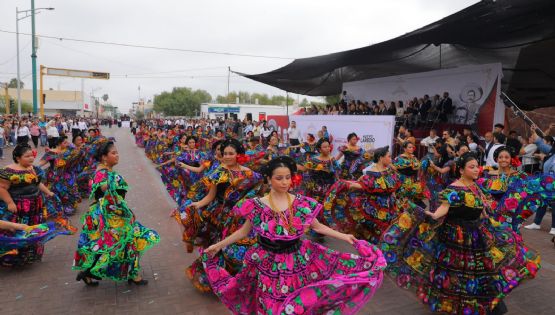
202;195;386;315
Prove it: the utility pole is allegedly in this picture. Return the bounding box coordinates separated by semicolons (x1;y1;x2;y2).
2;83;10;115
31;0;39;115
16;7;22;116
227;66;230;106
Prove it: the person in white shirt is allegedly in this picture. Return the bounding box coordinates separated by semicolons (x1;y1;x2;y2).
16;121;31;145
287;121;301;146
0;124;5;159
519;135;539;173
60;120;69;134
420;129;439;160
78;119;88;132
46;121;60;149
71;120;80;139
485;133;506;167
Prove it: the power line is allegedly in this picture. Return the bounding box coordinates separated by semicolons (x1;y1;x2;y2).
0;29;295;60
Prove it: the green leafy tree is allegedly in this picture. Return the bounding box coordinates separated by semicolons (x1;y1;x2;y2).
154;87;212;116
102;94;109;102
8;78;24;89
325;94;341;105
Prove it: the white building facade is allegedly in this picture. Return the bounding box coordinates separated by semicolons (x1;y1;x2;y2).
200;103;292;121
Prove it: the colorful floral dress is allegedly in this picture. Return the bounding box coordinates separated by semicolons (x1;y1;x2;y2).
174;166;263;292
0;166;47;266
201;196;387;315
421;158;457;211
479;172;555;232
323;169;401;243
337;146;370;180
299;156;339;204
379;185;540;314
41;149;81;216
1;222;71;259
393;154;429;206
73;169;160;281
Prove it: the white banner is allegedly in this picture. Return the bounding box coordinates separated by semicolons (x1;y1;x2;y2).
343;63;504;127
292;115;395;155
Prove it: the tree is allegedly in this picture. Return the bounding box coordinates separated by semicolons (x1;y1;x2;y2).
215;91;294;105
154;87;212;116
325;94;341;105
8;78;24;89
102;94;109;103
299;98;310;107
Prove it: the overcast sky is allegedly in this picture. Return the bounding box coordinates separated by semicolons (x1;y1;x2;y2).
0;0;478;112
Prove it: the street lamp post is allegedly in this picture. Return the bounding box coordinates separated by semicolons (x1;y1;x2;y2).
16;5;54;116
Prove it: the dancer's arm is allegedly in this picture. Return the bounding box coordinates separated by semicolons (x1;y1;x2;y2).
0;179;16;213
425;204;449;220
38;183;55;197
310;218;356;244
204;220;253;256
156;157;175;168
430;161;450;174
0;220;28;232
178;162;206;173
191;185;216;209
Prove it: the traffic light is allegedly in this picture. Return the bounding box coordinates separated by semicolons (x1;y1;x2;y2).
43;93;46;104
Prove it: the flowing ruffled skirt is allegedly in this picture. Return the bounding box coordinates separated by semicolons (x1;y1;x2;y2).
323;180;399;243
0;195;46;266
202;239;386;315
379;206;540;314
73;202;160;281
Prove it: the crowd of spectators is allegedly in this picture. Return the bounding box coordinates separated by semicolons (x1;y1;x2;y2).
302;90;455;127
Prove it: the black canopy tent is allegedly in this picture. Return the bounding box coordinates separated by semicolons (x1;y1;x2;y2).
236;0;555;110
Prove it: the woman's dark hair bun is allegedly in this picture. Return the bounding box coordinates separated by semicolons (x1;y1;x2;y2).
261;156;297;182
316;137;330;150
493;145;514;162
12;144;33;163
220;138;245;155
456;151;478;175
373;146;389;163
95;140;115;162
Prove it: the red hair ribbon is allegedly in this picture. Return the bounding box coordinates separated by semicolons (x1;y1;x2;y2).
511;156;522;168
237;154;250;165
291;174;302;188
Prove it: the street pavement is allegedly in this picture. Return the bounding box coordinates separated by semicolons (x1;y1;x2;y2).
0;127;554;315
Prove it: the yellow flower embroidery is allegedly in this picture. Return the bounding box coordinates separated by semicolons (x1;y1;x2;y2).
107;217;124;228
24;173;36;183
398;213;413;230
418;223;430;235
9;174;20;184
490;247;504;264
464;193;476;207
406;251;423;268
136;238;147;251
490;180;502;191
377;211;387;220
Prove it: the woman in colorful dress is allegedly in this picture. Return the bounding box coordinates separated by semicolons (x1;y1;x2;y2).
201;156;386;315
0;144;57;266
175;138;263;292
425;141;457;210
300;133;318;162
380;152;540;315
297;138;339;203
335;132;369;180
38;136;82;216
392;141;429;208
324;146;401;242
478;146;551;231
73;141;160;286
